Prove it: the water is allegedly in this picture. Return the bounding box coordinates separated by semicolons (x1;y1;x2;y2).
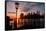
16;18;44;28
9;18;44;29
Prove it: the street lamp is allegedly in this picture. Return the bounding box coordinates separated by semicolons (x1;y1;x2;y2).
14;2;19;29
15;2;19;19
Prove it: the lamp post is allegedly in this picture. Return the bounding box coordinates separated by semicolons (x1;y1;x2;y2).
15;2;19;20
14;2;19;29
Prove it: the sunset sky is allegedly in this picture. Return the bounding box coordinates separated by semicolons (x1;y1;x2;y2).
6;1;45;18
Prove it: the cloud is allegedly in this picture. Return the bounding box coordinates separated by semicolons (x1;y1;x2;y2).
7;1;45;15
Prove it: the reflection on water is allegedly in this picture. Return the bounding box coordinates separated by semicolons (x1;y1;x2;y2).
9;18;44;29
